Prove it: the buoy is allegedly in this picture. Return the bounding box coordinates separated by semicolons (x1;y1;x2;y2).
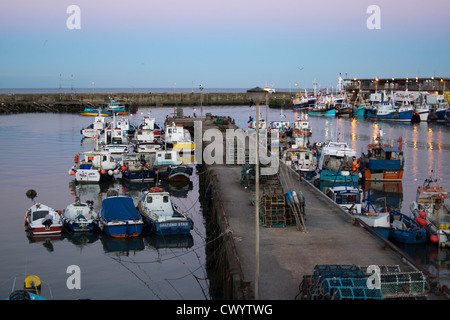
121;166;126;171
420;211;426;218
108;170;113;176
24;275;41;290
101;169;106;175
70;170;75;175
416;216;428;226
430;234;439;243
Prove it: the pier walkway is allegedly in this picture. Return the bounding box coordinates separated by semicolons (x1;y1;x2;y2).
183;116;447;300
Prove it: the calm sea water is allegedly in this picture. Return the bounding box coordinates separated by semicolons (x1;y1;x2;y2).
1;105;450;299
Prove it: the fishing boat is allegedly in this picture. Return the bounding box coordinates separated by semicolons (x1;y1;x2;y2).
137;187;194;235
80;112;109;138
359;130;404;181
70;150;120;183
136;115;162;138
356;192;391;240
99;195;144;238
269;121;290;132
414;103;430;122
352;104;366;117
79;107;111;117
62;197;99;232
325;185;363;214
307;102;336;117
153;150;193;181
164;122;195;163
292;118;312;137
316;141;360;184
24;202;62;235
366;100;413;122
120;153;157;182
389;211;426;244
410;172;450;247
281;146;317;179
293;96;309;110
107;100;128;115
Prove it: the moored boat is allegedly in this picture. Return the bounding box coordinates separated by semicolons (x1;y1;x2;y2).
24;202;62;235
410;172;450;247
281;146;317;179
62;197;99;232
99;195;144;238
137;187;194;235
366;100;413;122
80;112;109;138
359;130;404;181
316;141;360;184
325;185;363;214
389;211;426;244
120;153;157;182
79;107;111;117
70;150;120;183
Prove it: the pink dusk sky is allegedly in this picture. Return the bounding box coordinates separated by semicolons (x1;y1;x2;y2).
1;0;449;89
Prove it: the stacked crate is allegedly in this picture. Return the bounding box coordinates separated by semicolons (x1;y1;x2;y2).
260;187;286;227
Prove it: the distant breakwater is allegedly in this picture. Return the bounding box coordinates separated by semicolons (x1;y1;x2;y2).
0;92;294;114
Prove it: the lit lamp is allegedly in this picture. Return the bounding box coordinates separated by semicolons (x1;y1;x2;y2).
246;86;267;300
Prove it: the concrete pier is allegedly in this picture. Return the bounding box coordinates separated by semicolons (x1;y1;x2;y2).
0;92;293;114
191;116;448;300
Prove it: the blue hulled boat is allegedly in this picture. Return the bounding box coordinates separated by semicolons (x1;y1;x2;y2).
137;187;193;235
366;100;413;122
100;196;144;238
316;142;360;184
389;211;426;244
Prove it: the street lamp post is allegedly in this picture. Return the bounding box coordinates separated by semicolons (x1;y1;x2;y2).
246;86;267;300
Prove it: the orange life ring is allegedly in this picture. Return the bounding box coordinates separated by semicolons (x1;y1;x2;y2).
150;187;163;193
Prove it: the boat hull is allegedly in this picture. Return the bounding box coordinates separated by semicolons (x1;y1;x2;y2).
142;217;193;236
363;169;403;181
308;108;336;117
102;221;144;238
122;169;156;182
366;109;413;122
63;219;97;232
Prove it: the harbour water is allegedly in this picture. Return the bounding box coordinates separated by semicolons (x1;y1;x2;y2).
1;105;450;299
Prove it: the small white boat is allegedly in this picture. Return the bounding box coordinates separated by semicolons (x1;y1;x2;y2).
62;197;99;232
410;171;450;247
326;185;363;214
80;112;108;138
164;123;195;162
24;203;62;235
281;146;316;178
69;150;119;183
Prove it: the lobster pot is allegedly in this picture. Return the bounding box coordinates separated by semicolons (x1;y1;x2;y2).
359;265;402;275
313;265;365;283
379;272;428;299
260;193;286;227
320;277;368;297
332;286;384;300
